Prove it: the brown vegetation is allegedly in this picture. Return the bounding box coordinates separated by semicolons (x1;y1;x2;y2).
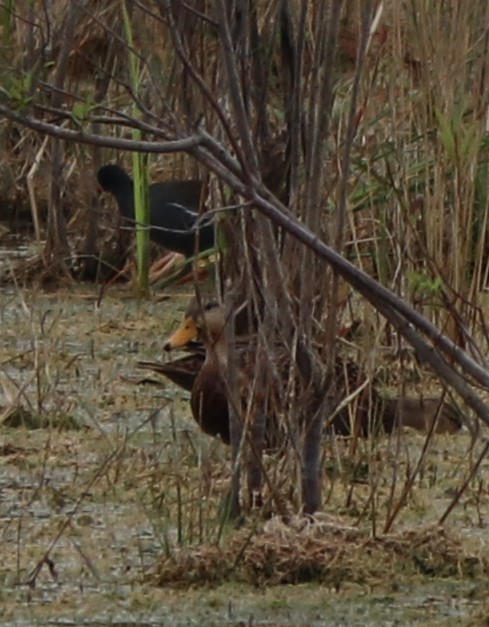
1;3;489;619
151;519;484;588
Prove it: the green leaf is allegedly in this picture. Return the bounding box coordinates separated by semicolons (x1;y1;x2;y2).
71;100;93;124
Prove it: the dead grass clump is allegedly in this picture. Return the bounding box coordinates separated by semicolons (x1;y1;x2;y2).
150;516;486;589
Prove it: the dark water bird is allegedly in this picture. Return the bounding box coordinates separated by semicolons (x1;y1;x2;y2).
97;164;215;257
139;300;464;443
166;302;235;444
140;299;263;444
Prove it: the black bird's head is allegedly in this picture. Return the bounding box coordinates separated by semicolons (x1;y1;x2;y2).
97;164;132;193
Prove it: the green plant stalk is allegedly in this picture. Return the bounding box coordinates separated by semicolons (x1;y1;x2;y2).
132;148;149;294
123;0;150;294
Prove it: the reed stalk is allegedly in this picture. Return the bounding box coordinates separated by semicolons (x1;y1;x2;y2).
122;0;149;295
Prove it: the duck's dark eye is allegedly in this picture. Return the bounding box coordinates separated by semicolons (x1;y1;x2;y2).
204;301;218;311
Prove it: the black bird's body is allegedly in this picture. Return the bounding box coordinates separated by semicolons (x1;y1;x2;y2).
97;164;215;257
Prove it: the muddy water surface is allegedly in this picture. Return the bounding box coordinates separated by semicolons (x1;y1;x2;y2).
0;286;488;626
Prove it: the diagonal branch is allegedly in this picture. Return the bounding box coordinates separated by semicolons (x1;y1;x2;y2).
0;103;201;152
1;99;488;422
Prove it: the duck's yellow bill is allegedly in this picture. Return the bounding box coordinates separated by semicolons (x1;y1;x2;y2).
164;316;199;350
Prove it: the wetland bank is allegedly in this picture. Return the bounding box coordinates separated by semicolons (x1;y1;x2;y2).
1;287;489;626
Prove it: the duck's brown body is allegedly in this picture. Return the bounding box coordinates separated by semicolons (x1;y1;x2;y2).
139;298;464;442
190;351;231;443
139;351;231;443
139;341;463;442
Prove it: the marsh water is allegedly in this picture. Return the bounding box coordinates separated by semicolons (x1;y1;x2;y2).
1;276;488;626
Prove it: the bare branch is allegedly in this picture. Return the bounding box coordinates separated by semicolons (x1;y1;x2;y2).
0;103;202;153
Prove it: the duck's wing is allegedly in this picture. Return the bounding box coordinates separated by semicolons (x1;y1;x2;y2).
138;353;204;392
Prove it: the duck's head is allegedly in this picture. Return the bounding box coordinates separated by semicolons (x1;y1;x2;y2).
97;164;132;193
164;299;227;351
